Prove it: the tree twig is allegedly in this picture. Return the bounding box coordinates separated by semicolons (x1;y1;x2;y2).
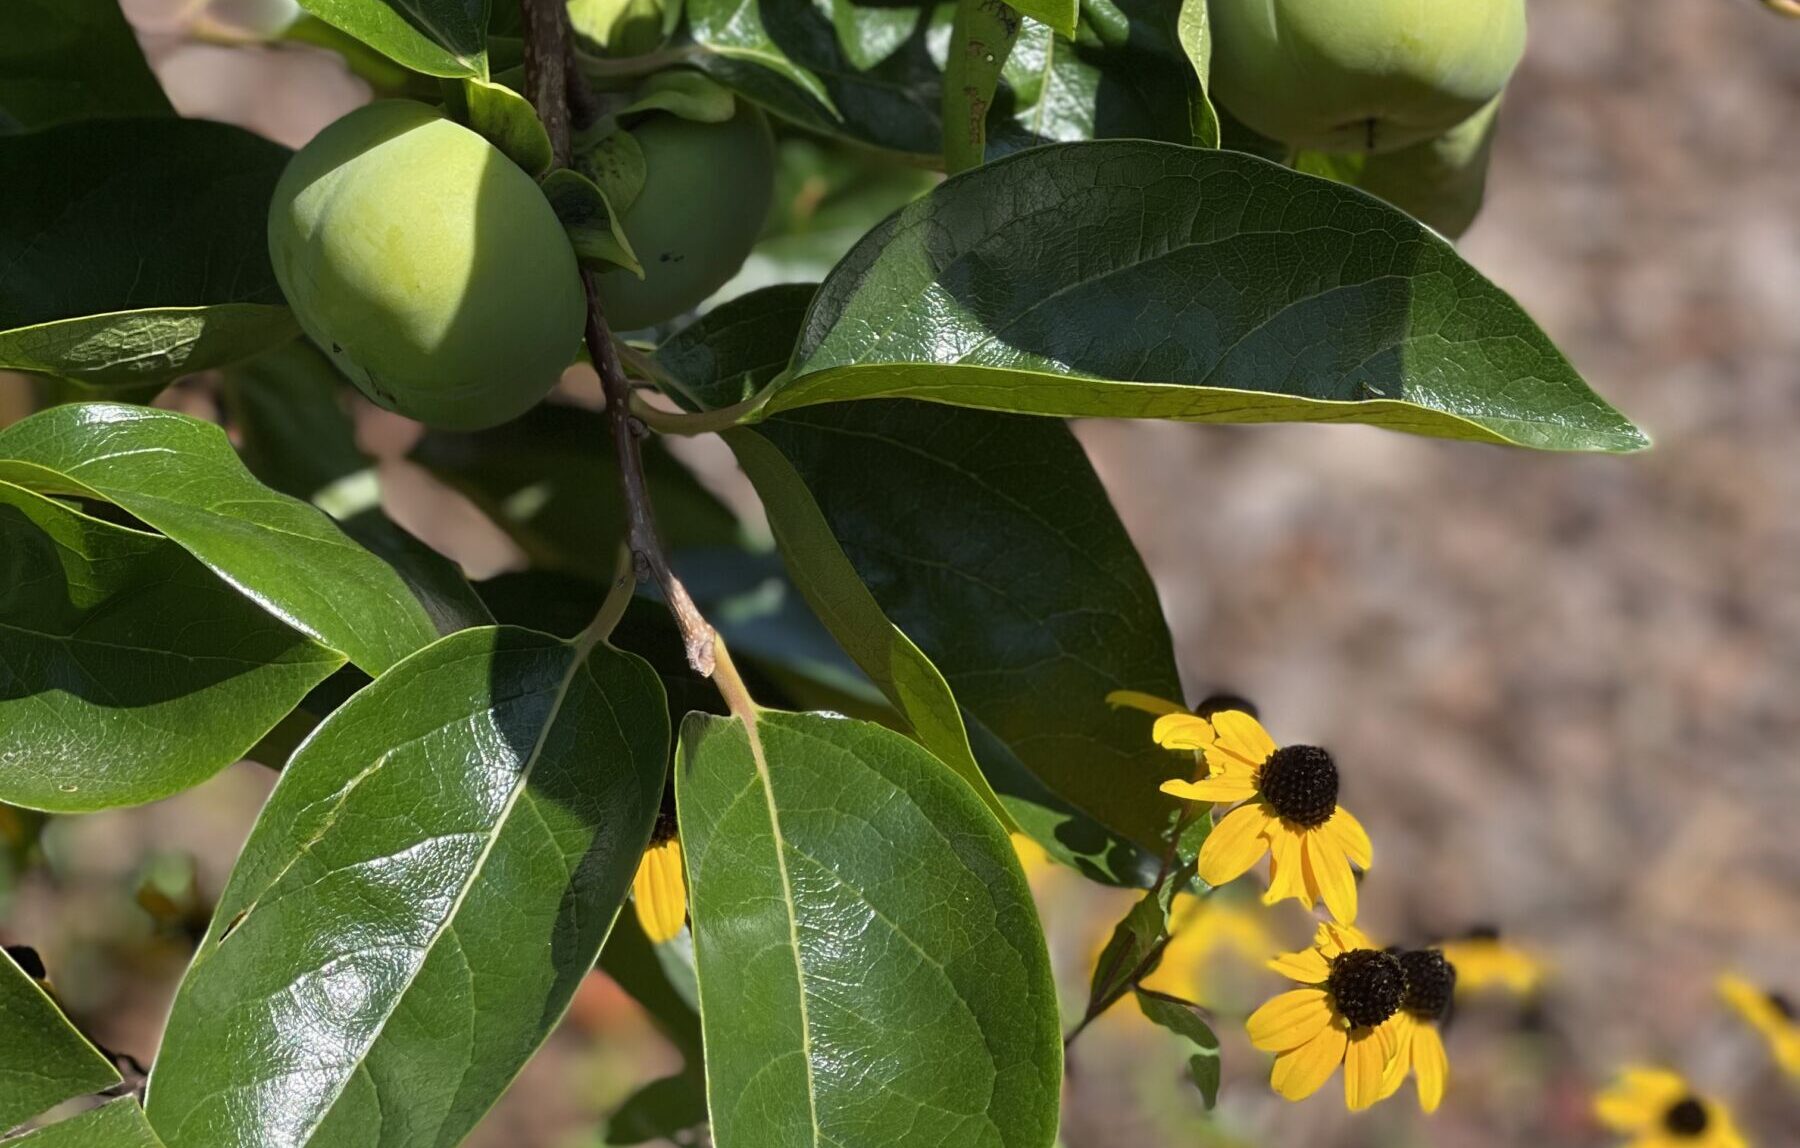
521;0;718;676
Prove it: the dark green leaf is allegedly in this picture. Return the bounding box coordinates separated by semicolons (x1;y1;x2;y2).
224;341;492;637
944;0;1022;174
0;118;294;392
675;709;1061;1148
621;70;738;123
4;1099;165;1147
1134;989;1221;1108
296;0;488;79
0;946;121;1127
412;402;740;579
571;122;647;214
450;76;552;177
541;168;644;276
0;482;342;811
604;1073;707;1146
1089;885;1175;1009
145;626;669;1147
771;142;1647;452
0;0;172;133
1173;0;1219;148
654;285;814;412
0;403;442;675
740;401;1185;863
598;904;702;1060
1012;0;1076;38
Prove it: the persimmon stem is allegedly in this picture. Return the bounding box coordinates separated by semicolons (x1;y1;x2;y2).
521;0;720;677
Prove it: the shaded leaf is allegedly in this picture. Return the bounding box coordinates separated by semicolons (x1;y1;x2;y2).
1173;0;1219;148
622;70;738;123
451;76;552;177
224;340;492;637
1134;989;1221;1108
0;482;342;812
572;122;648;214
295;0;489;79
0;0;172;133
675;709;1061;1148
654;284;814;411
771;142;1647;452
742;401;1184;870
0;946;121;1127
145;626;669;1147
0;403;441;675
0;118;293;392
598;904;702;1060
4;1099;165;1147
604;1072;707;1146
943;0;1022;173
541;168;644;276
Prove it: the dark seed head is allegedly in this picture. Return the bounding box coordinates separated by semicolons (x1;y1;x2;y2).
1768;990;1796;1021
1398;949;1456;1020
1328;948;1405;1029
1195;693;1259;721
1258;745;1339;828
1663;1097;1709;1137
649;785;678;846
4;944;45;981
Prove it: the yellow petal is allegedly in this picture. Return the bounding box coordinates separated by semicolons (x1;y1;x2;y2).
633;838;687;944
1323;920;1376;956
1152;712;1215;750
1209;709;1277;768
1270;1022;1347;1102
1378;1013;1414;1100
1411;1022;1448;1112
1325;807;1373;870
1305;830;1359;925
1263;825;1311;908
1161;776;1259;804
1107;690;1188;716
1246;988;1333;1051
1344;1026;1391;1111
1594;1066;1686;1131
1197;803;1273;887
1269;946;1332;984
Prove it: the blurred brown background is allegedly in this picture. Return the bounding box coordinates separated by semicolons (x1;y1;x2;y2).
5;1;1798;1145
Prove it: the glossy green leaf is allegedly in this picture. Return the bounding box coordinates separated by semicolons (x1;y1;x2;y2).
295;0;488;79
771;142;1647;452
654;284;814;412
604;1073;706;1146
741;401;1184;872
0;307;302;394
675;709;1061;1148
0;481;342;811
450;76;552;177
412;402;739;580
224;341;492;638
0;403;441;675
0;946;121;1127
943;0;1022;173
4;1099;165;1147
0;118;293;392
541;168;644;276
146;626;669;1147
1133;989;1220;1108
1012;0;1077;38
723;429;1012;829
0;0;172;132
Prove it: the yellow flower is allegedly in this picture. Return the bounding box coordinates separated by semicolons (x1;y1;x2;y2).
1718;972;1800;1079
1377;949;1455;1113
632;799;686;944
1247;921;1404;1110
1594;1068;1748;1148
1156;709;1372;924
1137;893;1277;1007
1438;927;1550;997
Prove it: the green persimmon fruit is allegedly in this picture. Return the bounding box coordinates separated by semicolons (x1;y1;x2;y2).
1208;0;1526;154
268;99;584;430
586;101;775;330
1355;97;1502;239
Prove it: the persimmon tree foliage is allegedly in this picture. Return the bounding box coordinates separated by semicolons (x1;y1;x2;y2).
0;0;1646;1145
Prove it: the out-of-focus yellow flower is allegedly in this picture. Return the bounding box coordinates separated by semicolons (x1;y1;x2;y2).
1137;894;1277;1007
1157;710;1371;925
1438;928;1550;997
1247;921;1405;1111
1717;972;1800;1079
1377;949;1455;1113
1010;832;1059;885
1594;1067;1747;1148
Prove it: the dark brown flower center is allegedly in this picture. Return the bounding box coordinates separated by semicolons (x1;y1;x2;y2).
1328;948;1405;1029
1663;1097;1708;1137
1258;745;1339;827
1462;923;1501;942
1769;990;1796;1021
1399;948;1456;1020
4;944;45;981
649;785;678;846
1194;694;1259;720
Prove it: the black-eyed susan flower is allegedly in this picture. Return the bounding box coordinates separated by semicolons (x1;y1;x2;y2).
1439;926;1551;998
632;793;685;944
1247;921;1404;1110
1593;1068;1748;1148
1717;972;1800;1079
1156;709;1372;924
1377;948;1455;1112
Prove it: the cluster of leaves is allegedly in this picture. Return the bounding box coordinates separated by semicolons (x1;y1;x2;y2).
0;0;1645;1145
